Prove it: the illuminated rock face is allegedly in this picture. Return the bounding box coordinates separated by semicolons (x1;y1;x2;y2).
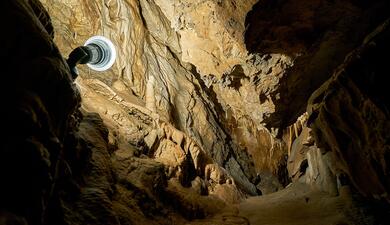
153;0;258;76
41;0;390;202
41;0;290;198
1;0;390;224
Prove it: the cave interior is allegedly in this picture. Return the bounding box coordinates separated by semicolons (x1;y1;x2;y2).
0;0;390;224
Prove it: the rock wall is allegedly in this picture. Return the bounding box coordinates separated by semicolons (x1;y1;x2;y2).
307;19;390;201
1;0;390;224
285;19;390;202
285;113;338;195
246;0;390;130
0;1;233;224
0;0;80;224
42;0;390;202
41;0;291;197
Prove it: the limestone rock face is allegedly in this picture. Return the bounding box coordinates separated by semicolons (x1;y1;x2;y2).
245;0;390;130
284;20;390;200
2;0;390;224
41;0;390;201
154;0;258;76
284;19;390;203
41;0;289;199
286;114;338;195
307;20;390;201
0;0;80;224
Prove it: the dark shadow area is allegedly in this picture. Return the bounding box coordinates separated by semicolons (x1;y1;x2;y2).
244;0;390;130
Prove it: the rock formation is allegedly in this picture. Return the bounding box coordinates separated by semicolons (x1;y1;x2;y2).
0;0;389;224
41;0;287;197
307;20;390;200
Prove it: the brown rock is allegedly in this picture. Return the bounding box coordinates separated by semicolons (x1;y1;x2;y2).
307;19;390;201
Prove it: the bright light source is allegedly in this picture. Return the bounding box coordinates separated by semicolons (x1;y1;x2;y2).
84;36;117;71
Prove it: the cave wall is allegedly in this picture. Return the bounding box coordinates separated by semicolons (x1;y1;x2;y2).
307;20;390;200
283;18;390;201
0;0;80;223
41;0;390;201
41;0;292;196
245;0;390;129
1;0;390;224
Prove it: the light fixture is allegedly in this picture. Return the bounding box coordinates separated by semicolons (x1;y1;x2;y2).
83;36;117;71
67;35;117;78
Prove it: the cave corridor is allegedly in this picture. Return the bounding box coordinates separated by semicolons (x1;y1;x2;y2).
0;0;390;224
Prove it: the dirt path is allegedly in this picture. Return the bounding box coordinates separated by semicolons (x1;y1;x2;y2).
187;183;369;225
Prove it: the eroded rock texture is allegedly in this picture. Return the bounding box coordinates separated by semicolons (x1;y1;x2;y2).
307;20;390;201
0;0;80;224
1;0;390;224
41;0;290;199
284;19;390;203
246;0;390;130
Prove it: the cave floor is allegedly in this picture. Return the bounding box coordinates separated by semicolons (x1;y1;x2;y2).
187;183;371;225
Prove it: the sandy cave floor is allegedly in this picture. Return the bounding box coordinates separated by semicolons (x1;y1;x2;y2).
186;183;379;225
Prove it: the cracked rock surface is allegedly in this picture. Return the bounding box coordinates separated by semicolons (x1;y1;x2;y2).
1;0;390;224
